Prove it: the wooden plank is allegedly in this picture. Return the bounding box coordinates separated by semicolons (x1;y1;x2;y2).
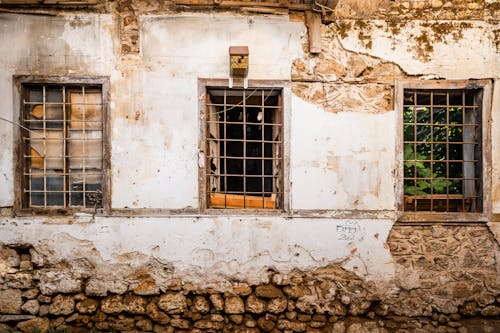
240;6;288;14
172;0;214;5
305;11;321;54
210;193;276;209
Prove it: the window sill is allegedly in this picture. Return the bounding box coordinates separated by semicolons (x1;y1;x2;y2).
13;207;105;217
398;212;488;223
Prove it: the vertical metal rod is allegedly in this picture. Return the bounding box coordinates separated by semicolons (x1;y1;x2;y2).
42;85;47;208
82;86;86;208
223;89;227;207
62;86;67;208
261;90;265;208
26;94;32;208
430;91;434;211
243;89;247;208
461;90;465;211
445;91;450;212
412;91;417;211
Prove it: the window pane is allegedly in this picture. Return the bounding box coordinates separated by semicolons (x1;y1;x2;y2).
206;88;282;209
22;83;104;209
402;88;482;212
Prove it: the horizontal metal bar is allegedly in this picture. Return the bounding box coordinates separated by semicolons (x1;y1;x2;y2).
403;160;479;163
207;138;282;144
207;156;281;160
208;174;280;177
24;137;102;142
24;119;102;123
404;195;479;199
207;120;283;126
403;141;479;145
403;123;479;126
403;104;478;108
25;172;103;176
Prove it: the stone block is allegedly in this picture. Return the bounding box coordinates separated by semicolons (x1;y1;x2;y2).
123;294;147;314
192;295;210;313
225;296;245;314
76;298;99;314
101;295;124;314
0;289;22;314
246;294;266;314
255;285;284;299
49;295;75;315
21;300;39;315
16;317;50;333
158;293;187;314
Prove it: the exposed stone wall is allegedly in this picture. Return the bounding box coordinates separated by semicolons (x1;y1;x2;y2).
1;224;499;332
291;23;407;114
331;0;499;20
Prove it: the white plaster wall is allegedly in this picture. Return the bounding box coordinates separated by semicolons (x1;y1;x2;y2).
0;216;396;285
290;96;396;210
110;14;305;208
338;20;500;79
337;20;500;214
0;12;499;285
0;13;118;206
140;14;305;80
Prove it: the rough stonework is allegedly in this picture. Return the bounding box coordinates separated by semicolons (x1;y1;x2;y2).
0;224;499;332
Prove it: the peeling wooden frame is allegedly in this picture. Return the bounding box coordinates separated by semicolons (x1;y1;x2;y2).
395;79;493;223
198;78;291;215
172;0;313;11
13;75;111;216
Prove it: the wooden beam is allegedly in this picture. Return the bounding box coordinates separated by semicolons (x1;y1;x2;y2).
305;11;321;54
210;193;276;209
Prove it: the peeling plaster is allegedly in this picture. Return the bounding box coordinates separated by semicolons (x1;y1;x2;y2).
0;217;396;287
336;20;499;79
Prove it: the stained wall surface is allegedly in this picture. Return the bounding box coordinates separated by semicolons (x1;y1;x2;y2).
0;2;499;331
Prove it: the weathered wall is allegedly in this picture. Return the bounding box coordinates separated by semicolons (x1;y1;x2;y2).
0;225;499;332
0;0;499;331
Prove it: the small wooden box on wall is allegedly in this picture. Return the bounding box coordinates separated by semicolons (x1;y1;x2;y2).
229;46;249;77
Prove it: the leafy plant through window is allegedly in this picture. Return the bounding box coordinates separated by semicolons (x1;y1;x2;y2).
403;89;482;212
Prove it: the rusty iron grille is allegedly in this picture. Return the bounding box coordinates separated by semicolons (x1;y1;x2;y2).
21;84;103;209
206;88;283;209
403;89;482;212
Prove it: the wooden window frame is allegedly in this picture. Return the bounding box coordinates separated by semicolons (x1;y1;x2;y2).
13;75;111;215
198;78;291;214
395;79;493;223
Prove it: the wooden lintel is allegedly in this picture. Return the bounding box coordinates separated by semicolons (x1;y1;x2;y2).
305;11;321;54
240;6;288;15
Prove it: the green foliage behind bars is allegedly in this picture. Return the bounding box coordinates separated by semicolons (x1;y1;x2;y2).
403;105;463;196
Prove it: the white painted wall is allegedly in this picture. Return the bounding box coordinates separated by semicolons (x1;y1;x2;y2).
0;216;395;285
290;97;396;210
0;12;499;284
338;20;500;80
0;13;118;206
111;14;305;209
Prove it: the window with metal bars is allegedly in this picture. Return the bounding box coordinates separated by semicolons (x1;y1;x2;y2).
403;89;482;212
20;83;105;209
205;87;283;209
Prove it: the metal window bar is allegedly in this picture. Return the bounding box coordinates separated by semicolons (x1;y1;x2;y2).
206;87;282;209
22;84;104;209
403;89;482;212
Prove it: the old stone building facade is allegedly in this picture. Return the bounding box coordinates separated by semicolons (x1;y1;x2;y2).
0;0;499;332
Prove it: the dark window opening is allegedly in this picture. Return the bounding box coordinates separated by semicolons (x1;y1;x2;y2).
206;88;283;209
